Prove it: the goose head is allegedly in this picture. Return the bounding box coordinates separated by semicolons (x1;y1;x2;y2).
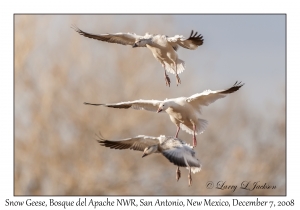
142;145;158;158
133;38;150;48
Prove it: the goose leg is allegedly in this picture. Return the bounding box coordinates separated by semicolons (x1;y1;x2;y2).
162;64;171;87
164;70;171;87
176;167;181;181
176;75;181;86
192;124;197;148
174;61;181;86
175;126;180;138
188;167;192;186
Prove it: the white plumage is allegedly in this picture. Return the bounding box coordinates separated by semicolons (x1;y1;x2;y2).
85;81;244;148
73;26;204;87
97;134;201;186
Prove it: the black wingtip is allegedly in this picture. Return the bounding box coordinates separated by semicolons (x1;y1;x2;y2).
221;81;245;94
84;102;103;106
232;81;245;89
190;30;194;38
71;25;86;36
231;81;244;87
188;30;204;45
234;81;245;87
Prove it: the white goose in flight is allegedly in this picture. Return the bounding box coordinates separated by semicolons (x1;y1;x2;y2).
97;134;201;186
73;26;204;87
85;81;244;148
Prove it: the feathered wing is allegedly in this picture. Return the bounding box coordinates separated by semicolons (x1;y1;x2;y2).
162;145;201;173
73;26;143;46
186;81;244;110
84;99;163;113
97;135;160;152
167;30;204;50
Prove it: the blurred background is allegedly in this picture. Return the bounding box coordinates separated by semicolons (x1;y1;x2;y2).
14;14;285;195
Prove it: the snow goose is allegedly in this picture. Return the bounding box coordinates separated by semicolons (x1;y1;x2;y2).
85;81;244;148
73;26;204;87
97;134;201;186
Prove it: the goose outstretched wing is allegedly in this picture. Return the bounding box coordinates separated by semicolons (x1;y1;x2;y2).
84;99;163;113
186;81;244;110
73;26;143;46
97;135;160;152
